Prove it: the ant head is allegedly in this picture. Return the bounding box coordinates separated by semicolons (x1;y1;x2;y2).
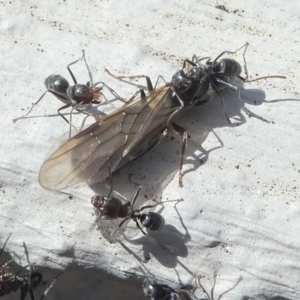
91;195;107;210
91;195;126;219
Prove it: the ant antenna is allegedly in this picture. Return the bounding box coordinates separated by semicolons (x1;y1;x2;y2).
40;271;64;300
0;233;12;257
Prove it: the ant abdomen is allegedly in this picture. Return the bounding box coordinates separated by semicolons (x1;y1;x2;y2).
213;58;242;77
44;74;70;101
140;212;165;231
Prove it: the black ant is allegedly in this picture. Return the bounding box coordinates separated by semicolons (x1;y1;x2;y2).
13;50;126;135
91;166;180;237
180;42;286;123
143;274;242;300
143;279;196;300
0;235;62;300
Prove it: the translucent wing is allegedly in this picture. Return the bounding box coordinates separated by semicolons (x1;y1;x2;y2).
39;85;178;191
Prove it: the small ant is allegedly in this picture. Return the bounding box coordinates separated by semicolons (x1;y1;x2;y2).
181;42;286;123
13;50;126;136
143;279;196;300
91;166;180;237
0;234;62;300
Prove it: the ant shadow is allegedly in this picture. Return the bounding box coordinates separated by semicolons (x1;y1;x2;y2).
90;78;286;200
92;198;192;269
0;237;62;300
88;76;293;268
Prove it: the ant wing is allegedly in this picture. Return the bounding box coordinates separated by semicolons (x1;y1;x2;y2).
39;85;175;191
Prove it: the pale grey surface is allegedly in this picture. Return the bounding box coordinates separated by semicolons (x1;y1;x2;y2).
0;0;299;299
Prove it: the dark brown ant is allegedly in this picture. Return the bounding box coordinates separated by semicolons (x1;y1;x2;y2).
13;50;126;135
91;166;180;237
0;235;62;300
143;279;196;300
181;42;286;123
143;273;242;300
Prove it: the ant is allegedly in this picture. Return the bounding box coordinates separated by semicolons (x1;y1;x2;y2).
180;42;286;123
13;50;126;136
91;166;181;237
0;234;62;300
143;274;242;300
143;279;196;300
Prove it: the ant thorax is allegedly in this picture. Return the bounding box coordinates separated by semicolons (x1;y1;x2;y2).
91;195;130;219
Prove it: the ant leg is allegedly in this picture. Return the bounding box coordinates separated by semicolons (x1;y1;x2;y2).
212;79;270;124
194;55;212;65
130;187;142;207
57;102;84;129
195;55;211;63
153;75;168;89
13;91;49;123
213;43;249;64
129;127;169;161
0;233;11;256
93;81;127;103
171;123;188;188
218;276;242;300
39;271;63;300
117;239;148;264
241;43;249;80
137;199;183;214
57;103;78;136
28;288;36;300
113;217;131;235
22;242;34;272
111;188;142;234
68;105;83;138
66;51;87;84
215;78;238;91
241;106;271;123
105;69;154;91
236;88;271;123
106;164;114;199
209;78;231;124
182;58;197;70
197;275;213;300
239;75;286;82
22;242;36;300
57;103;72;124
81;50;94;86
239;45;285;82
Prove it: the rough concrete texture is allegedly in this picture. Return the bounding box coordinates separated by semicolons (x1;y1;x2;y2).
0;0;299;299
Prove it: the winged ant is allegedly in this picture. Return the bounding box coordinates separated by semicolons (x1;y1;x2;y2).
39;44;285;190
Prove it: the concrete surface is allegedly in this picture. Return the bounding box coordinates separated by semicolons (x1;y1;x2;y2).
0;0;299;299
